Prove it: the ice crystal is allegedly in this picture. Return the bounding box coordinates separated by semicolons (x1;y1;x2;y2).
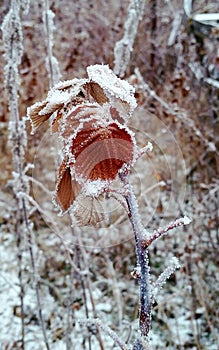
183;215;192;225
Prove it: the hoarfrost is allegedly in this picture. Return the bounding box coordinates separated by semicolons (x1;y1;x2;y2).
183;216;192;225
42;1;61;85
1;4;23;101
114;0;145;77
87;64;137;112
152;257;181;302
84;180;108;197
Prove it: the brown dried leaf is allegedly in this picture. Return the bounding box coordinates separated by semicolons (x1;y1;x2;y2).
72;121;134;181
73;194;105;226
85;82;109;105
27;101;49;130
55;161;81;212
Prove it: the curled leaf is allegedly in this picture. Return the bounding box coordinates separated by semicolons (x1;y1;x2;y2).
85;82;109;105
71;121;135;181
54;160;81;213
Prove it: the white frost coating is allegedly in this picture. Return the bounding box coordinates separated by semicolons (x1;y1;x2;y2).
45;90;70;105
183;216;192;225
87;64;137;112
114;0;146;77
170;256;181;269
42;2;61;86
151;256;181;302
45;55;61;84
145;141;153;152
54;77;88;93
83;180;108;197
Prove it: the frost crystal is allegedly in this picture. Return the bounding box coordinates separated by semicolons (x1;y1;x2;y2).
87;64;137;112
114;0;145;77
83;180;108;197
183;216;192;225
152;257;181;302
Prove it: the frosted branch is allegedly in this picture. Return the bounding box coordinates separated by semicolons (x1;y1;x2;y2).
137;141;153;159
120;173;151;337
42;0;61;86
142;216;192;248
114;0;146;77
151;257;181;303
78;318;129;350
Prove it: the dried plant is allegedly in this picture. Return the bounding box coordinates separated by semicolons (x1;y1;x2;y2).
2;1;50;349
1;0;218;349
27;64;191;349
114;0;146;77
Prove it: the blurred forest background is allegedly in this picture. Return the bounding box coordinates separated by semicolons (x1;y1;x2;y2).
0;0;219;349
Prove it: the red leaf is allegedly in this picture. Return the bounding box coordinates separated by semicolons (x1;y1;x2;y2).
55;161;81;212
71;122;134;181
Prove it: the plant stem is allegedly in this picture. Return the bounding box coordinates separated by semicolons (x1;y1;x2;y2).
120;174;151;338
22;199;51;350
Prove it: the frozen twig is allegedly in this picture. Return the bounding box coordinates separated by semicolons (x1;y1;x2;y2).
78;318;129;350
114;0;145;77
107;257;123;326
151;257;181;303
42;0;61;86
2;3;26;348
2;2;50;349
120;172;151;338
142;216;192;248
167;11;183;46
136;141;153;160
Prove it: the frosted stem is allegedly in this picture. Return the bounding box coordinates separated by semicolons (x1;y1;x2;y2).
79;318;129;350
120;173;151;338
22;203;51;350
151;257;181;303
43;0;61;87
142;216;192;248
114;0;145;77
2;3;50;349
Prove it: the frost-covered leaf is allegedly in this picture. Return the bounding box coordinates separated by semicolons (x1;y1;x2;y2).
71;120;135;182
72;194;106;226
87;64;137;113
85;82;109;105
28;65;138;223
59;103;99;139
54;160;81;213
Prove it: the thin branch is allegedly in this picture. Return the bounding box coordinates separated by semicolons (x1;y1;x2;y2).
142;216;192;248
151;257;181;303
22;199;51;350
2;2;51;348
43;0;61;87
79;318;129;350
120;173;151;338
114;0;145;77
